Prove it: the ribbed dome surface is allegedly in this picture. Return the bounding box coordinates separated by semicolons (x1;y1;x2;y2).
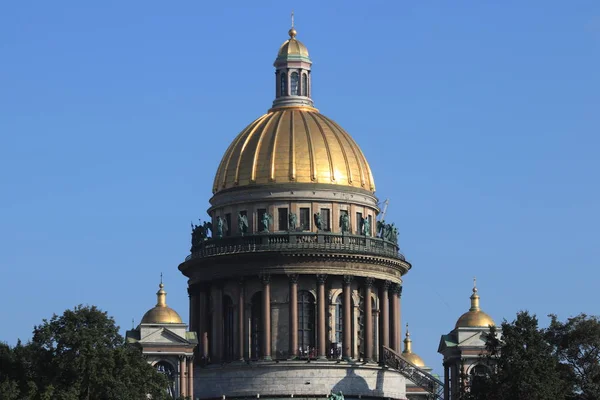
213;107;375;194
278;37;309;58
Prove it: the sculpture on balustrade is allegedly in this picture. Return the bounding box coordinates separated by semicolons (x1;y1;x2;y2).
289;212;297;231
377;220;385;238
261;212;272;233
215;216;224;239
339;213;350;234
238;213;248;236
191;220;212;250
314;212;322;231
362;217;371;237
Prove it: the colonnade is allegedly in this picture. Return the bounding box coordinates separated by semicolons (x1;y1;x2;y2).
189;274;403;364
178;356;194;398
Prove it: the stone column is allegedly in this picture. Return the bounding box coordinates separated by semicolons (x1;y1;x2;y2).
261;274;272;360
379;280;390;363
237;279;245;361
187;356;194;398
316;274;328;359
198;286;209;361
342;275;353;360
390;283;401;353
188;286;197;334
211;284;224;362
289;274;299;358
364;277;374;362
444;363;450;400
179;356;187;398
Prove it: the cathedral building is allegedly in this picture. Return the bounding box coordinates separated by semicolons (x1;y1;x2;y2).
128;21;497;400
179;23;412;399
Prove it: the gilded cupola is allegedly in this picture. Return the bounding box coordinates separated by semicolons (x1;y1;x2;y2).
141;281;183;324
402;324;426;367
455;279;495;329
212;20;375;196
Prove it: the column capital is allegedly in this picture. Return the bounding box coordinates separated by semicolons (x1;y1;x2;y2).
186;355;194;362
178;355;186;361
260;273;271;285
237;277;245;286
382;280;392;290
288;273;299;284
343;275;354;285
391;283;403;296
365;277;375;287
316;274;327;284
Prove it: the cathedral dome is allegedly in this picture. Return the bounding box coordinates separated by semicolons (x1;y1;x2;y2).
141;283;183;324
212;107;375;194
212;25;375;196
455;282;495;329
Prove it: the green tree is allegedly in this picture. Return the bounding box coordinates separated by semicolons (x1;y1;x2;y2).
466;311;572;400
546;313;600;400
1;305;169;400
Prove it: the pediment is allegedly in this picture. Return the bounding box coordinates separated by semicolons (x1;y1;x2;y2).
457;331;487;347
139;327;190;345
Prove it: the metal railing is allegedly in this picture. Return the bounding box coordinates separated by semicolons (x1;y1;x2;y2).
185;232;405;262
382;346;445;400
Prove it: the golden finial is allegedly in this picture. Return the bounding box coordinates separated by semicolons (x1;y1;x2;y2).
156;276;167;307
403;323;413;353
470;277;481;312
288;11;297;39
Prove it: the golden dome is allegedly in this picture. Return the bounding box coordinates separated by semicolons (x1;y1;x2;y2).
402;324;426;367
455;310;495;329
141;283;183;324
213;106;375;194
277;27;309;59
455;280;495;329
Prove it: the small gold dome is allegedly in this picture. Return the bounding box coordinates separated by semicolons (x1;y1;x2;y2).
213;107;375;194
455;310;495;329
402;324;426;367
277;29;309;58
140;283;183;324
455;280;495;329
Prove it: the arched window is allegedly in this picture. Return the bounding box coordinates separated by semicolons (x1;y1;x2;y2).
250;292;262;360
302;73;308;96
335;296;343;344
154;361;176;398
291;72;299;95
223;295;234;362
280;73;287;96
298;290;315;357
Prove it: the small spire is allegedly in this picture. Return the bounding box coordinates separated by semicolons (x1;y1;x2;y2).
156;280;167;307
288;11;297;38
470;277;481;312
403;323;413;354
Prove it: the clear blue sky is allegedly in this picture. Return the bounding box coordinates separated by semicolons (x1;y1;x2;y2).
1;1;599;373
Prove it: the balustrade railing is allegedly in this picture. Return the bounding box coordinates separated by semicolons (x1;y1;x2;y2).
382;346;444;400
185;232;405;262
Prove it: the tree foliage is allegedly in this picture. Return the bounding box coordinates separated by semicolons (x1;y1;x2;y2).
546;313;600;400
465;311;600;400
466;311;572;400
0;305;169;400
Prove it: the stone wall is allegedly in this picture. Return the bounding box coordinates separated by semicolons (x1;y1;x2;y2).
192;361;407;400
